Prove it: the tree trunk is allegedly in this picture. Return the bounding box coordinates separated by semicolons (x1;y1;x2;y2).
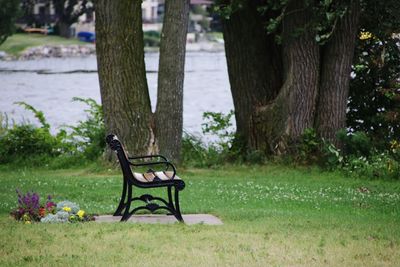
155;0;190;162
222;1;282;151
251;0;320;154
58;21;71;38
315;0;361;146
95;0;154;155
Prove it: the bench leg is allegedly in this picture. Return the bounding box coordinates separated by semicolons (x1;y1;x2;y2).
121;185;133;221
167;186;174;213
114;179;128;216
174;186;184;222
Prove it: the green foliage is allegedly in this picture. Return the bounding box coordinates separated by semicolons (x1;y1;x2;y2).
0;124;59;164
202;110;235;151
348;36;400;143
295;128;399;178
181;132;220;167
337;130;372;157
343;152;399;179
14;102;50;130
67;97;106;160
182;110;238;167
213;0;246;19
296;128;343;169
0;98;106;166
337;131;400;179
0;112;9;136
143;31;160;47
0;0;20;45
359;0;400;40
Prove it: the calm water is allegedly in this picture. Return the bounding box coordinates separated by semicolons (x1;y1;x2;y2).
0;52;234;136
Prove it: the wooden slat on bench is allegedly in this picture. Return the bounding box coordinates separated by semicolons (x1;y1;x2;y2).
133;171;181;182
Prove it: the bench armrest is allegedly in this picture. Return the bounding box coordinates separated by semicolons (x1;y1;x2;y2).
128;154;168;162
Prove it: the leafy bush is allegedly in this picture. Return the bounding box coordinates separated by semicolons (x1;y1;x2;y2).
0;98;106;166
201;110;235;152
337;130;373;157
343;152;399;179
182;110;243;167
348;35;400;144
0;103;64;164
67;97;106;160
296;128;343;169
0;124;58;163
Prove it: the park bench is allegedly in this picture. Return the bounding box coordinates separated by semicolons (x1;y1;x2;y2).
106;134;185;222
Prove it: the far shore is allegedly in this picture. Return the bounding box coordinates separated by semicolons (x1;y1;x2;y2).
0;33;225;61
0;42;224;61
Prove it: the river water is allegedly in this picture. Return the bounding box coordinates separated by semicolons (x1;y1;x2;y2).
0;52;234;137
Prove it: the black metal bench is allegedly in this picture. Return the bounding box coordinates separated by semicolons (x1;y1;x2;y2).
106;134;185;222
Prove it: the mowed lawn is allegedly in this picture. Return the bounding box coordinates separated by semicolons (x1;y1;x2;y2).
0;165;399;266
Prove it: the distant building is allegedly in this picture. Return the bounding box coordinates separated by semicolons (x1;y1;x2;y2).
18;0;218;38
142;0;161;23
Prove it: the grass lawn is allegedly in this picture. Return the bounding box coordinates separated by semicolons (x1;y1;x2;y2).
0;164;399;266
0;33;88;56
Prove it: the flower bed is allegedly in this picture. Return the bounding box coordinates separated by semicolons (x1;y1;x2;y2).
10;190;94;224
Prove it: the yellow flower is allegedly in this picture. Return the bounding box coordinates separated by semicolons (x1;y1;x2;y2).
390;140;399;149
77;210;85;218
63;206;72;212
25;221;31;224
360;31;373;40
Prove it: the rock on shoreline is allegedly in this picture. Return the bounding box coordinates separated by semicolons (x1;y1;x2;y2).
1;44;96;61
0;41;224;61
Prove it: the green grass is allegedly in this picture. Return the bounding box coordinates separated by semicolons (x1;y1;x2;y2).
0;164;399;266
0;33;88;56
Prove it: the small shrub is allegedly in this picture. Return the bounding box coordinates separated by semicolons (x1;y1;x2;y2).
182;110;238;167
0;98;106;166
67;97;106;160
0;124;59;163
201;110;235;152
343;152;399;179
297;128;321;164
337;130;372;157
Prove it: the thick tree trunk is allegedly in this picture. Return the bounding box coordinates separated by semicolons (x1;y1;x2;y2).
252;1;320;154
95;0;154;155
58;21;71;38
155;0;190;162
222;1;282;151
315;0;361;146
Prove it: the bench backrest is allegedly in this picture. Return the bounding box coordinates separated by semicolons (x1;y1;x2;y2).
106;134;134;182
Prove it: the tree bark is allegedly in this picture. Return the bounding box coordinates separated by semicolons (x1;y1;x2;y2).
315;0;361;146
155;0;190;162
222;1;282;151
95;0;154;155
250;0;320;154
58;21;71;38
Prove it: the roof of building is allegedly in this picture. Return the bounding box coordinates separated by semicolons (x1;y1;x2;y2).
190;0;213;5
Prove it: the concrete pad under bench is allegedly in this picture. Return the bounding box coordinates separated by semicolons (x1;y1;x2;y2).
94;214;223;225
